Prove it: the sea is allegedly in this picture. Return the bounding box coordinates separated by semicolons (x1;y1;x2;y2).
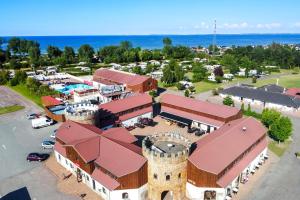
2;34;300;53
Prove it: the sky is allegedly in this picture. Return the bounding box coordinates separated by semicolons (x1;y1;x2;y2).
1;0;300;36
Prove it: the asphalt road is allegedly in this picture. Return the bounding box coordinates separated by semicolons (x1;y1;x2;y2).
0;86;77;199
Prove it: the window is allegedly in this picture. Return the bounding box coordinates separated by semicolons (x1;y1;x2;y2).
178;173;181;179
204;190;216;200
65;160;68;165
58;154;61;161
166;175;170;181
122;192;129;199
70;163;73;168
154;173;157;179
102;187;106;194
86;175;89;181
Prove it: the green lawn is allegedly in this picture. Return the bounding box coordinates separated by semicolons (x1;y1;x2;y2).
254;74;300;88
8;84;43;107
268;140;291;157
0;105;25;115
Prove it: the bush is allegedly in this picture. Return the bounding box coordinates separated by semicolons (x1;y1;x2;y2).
9;78;19;86
176;82;185;90
252;76;257;83
212;89;219;96
261;109;281;128
184;89;190;97
269;116;292;142
223;96;234;106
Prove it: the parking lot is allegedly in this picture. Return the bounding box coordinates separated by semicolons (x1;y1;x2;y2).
0;86;77;199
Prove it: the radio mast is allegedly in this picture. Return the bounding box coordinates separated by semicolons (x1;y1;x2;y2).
212;19;217;56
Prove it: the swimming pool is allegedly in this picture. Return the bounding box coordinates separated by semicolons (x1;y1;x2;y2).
56;84;94;95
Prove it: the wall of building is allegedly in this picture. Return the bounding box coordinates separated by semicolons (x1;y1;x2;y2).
121;112;152;127
186;183;226;200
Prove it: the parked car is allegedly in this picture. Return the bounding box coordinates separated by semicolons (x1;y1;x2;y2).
195;130;205;136
188;127;198;133
50;129;57;138
41;140;55;149
32;117;53;129
26;113;39;120
139;118;153;126
134;123;145;128
125;126;135;131
26;153;50;162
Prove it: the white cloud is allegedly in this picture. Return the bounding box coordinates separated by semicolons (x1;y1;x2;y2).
256;23;281;29
292;22;300;28
193;22;209;29
220;22;249;29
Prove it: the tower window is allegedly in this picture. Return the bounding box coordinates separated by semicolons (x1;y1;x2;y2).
154;173;157;179
166;175;170;181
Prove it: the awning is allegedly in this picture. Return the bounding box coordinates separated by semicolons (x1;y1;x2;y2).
159;112;192;125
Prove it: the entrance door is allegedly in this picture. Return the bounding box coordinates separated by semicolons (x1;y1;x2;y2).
92;180;96;190
161;191;173;200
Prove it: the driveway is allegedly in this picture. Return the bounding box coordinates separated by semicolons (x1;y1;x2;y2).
0;86;77;200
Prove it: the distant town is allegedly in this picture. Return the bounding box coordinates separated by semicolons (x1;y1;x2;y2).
0;36;300;200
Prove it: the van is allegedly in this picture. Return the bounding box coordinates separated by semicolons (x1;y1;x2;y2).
32;117;53;129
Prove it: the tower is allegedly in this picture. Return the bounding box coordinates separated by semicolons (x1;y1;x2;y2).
212;19;217;55
142;133;191;200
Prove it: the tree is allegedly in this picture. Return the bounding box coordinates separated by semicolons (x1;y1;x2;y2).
247;103;251;112
269;116;292;142
223;96;234;106
213;66;224;77
120;41;132;50
8;37;21;55
174;64;184;82
132;66;143;75
28;46;41;67
192;63;207;82
78;44;94;63
63;46;75;64
162;65;175;84
184;89;190;97
163;37;172;47
261;109;281;128
176;82;185;90
47;45;62;59
252;76;257;83
0;70;9;85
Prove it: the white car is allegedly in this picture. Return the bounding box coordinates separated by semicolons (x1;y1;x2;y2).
32;117;53;129
41;141;55;149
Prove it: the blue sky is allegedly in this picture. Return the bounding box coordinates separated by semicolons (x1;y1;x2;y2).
1;0;300;36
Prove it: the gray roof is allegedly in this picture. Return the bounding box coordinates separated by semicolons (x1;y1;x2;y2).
221;86;300;108
258;84;285;93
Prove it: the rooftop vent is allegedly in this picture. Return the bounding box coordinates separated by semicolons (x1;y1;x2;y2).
242;126;247;132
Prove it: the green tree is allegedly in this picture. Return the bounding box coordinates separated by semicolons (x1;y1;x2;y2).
223;96;234;106
8;37;21;55
163;37;172;46
247;103;251;112
132;66;143;75
162;65;175;84
174;64;184;82
192;63;207;82
120;41;132;50
241;103;245;112
78;44;94;63
63;46;75;64
0;70;9;85
47;45;62;59
28;46;41;67
184;89;190;97
261;109;281;128
269;116;292;142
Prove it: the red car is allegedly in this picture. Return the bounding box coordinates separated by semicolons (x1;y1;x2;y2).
26;153;50;162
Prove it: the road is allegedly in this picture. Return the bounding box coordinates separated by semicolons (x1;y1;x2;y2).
0;86;77;199
244;115;300;200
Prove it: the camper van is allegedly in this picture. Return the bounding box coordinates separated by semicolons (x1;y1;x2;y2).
32;117;53;129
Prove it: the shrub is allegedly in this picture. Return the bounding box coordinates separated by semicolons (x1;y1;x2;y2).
184;89;190;97
223;96;234;106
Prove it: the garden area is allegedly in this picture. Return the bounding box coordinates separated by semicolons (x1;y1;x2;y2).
254;73;300;88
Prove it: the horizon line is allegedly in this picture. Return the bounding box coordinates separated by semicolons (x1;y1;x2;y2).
2;33;300;37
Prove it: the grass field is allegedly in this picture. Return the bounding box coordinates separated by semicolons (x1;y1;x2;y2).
0;105;25;115
8;84;43;107
254;74;300;88
268;140;292;157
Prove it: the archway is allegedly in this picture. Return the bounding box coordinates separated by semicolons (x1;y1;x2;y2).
161;190;173;200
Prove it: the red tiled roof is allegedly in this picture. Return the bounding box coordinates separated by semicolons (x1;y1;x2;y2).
54;142;66;157
54;120;146;180
91;169;120;190
41;96;62;107
285;88;300;99
93;68;150;86
160;94;241;120
161;106;224;127
216;138;267;187
102;127;137;144
99;93;152;114
189;117;267;174
95;136;146;177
